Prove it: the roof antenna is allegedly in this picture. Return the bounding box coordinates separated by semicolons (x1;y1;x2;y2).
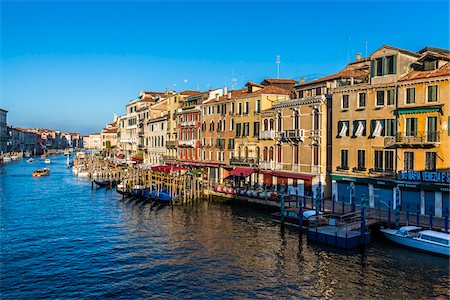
276;55;281;78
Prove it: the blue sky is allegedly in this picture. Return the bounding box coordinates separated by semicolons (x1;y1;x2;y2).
1;1;449;135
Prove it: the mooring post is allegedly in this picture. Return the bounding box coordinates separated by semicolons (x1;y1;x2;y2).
445;208;449;234
342;195;345;215
429;206;433;229
332;194;335;214
416;204;420;227
394;187;400;228
387;200;391;229
360;196;366;246
296;189;303;233
280;184;285;224
406;203;410;225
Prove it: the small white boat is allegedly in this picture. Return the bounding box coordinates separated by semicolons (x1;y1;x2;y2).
381;226;450;256
27;158;35;163
77;171;90;178
45;159;51;164
2;157;12;162
11;155;21;161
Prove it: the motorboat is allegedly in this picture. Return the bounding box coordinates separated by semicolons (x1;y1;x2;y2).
32;168;50;177
77;171;90;178
2;157;12;162
45;159;51;164
11;155;21;160
272;209;324;227
27;158;35;163
381;226;450;256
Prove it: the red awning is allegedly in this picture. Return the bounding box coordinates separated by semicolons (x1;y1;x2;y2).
151;165;187;173
116;154;125;159
229;167;254;177
271;171;313;180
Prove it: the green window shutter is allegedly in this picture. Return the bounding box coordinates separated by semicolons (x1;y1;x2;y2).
371;60;375;77
414;118;418;135
382;57;387;75
393;55;397;74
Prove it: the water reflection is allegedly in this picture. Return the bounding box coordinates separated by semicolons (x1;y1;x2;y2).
1;157;448;299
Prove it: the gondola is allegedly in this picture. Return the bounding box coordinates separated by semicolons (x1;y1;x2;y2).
94;179;120;188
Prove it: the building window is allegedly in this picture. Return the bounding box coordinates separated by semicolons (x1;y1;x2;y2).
256;100;261;113
244;102;249;115
313;109;320;131
425;152;437;171
228;138;234;150
358;93;366;108
375;58;383;76
385;119;396;137
269;147;274;161
313;145;319;166
406;118;418;136
293;144;299;164
238;103;242;115
340;149;348;169
277;145;282;163
338;121;349;137
353;120;366;137
316;87;321;96
404;152;414;171
424;60;437;71
210;121;215;132
386;55;396;74
243;122;250;137
231;118;235;131
427;85;438;102
253;122;260;137
376;91;385;106
294;111;299;130
427;116;438;142
269;119;275;130
406;87;415;104
374;150;383;171
277;113;282;131
357;150;366;170
387;90;395;105
299;90;304;98
231;103;235;114
342;95;349;109
236;123;242;137
385;151;394;171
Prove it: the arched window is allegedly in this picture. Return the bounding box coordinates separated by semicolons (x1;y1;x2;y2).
263;147;268;161
264;119;269;131
202;121;206;131
222;120;226;132
269;146;274;161
244;147;248;159
198;128;201;139
210;121;215;132
294;110;299;130
218;120;222;132
269;118;274;130
277;145;282;163
277;112;282;131
231;118;235;131
256;147;260;161
237;146;241;158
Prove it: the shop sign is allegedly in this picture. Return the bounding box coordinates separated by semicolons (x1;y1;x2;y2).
399;170;450;184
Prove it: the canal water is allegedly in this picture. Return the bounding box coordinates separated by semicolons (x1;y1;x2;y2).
1;155;449;299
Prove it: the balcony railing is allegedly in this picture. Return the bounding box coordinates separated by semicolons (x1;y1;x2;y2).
259;130;275;139
166;140;177;148
385;131;440;148
259;160;274;170
178;140;196;147
230;157;258;166
162;155;177;161
281;129;305;141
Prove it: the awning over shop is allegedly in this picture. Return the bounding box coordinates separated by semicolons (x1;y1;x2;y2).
229;167;254;177
151;165;187;173
116;153;125;159
271;171;313;180
394;105;443;116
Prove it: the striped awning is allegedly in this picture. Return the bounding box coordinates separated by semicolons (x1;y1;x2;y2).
394;105;443;116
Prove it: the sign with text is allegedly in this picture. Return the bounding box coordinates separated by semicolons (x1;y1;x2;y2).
399;170;450;184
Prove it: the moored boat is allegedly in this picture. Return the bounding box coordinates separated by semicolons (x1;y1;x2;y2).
77;171;90;178
32;168;50;177
27;158;35;163
3;157;12;162
380;226;450;256
44;159;51;164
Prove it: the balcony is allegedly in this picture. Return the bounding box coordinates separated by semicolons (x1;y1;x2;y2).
162;155;177;162
230;157;258;167
280;129;305;142
385;131;440;148
178;140;196;147
166;140;177;148
259;160;274;170
259;131;275;140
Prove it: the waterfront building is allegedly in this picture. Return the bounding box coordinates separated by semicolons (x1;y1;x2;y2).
164;90;200;164
84;132;101;150
176;88;223;167
118;91;166;160
0;108;8;154
231;82;291;185
331;45;450;217
144;99;168;165
101;125;118;151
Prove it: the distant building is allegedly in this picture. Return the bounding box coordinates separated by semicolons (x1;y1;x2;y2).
84;133;101;150
0;108;7;154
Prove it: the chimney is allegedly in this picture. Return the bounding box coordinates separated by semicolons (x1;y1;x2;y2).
165;88;169;95
300;77;305;84
215;94;219;101
227;92;232;99
356;53;361;61
224;86;228;95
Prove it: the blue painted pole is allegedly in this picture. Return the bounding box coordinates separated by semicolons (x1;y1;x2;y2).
280;184;285;224
416;204;420;226
332;194;335;214
429;206;433;229
360;196;366;245
387;200;391;229
406;203;410;225
315;184;321;217
445;208;449;234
